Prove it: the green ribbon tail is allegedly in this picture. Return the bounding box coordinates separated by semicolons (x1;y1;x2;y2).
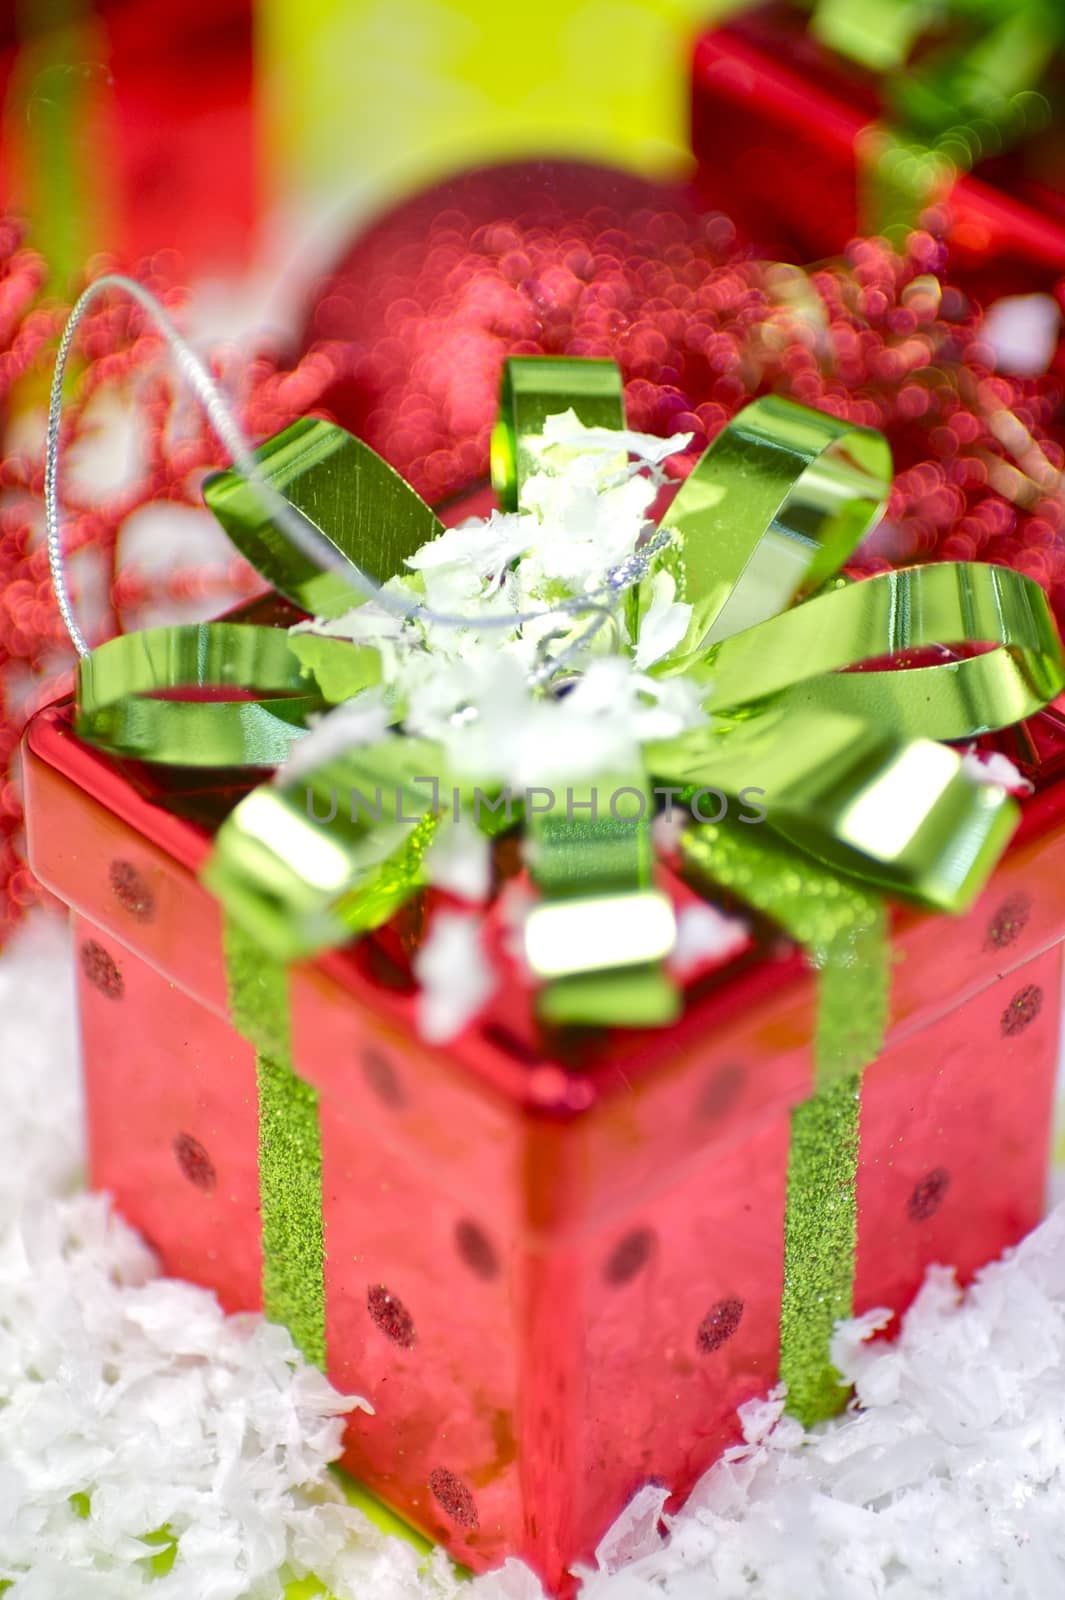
681;821;889;1425
782;1077;863;1425
525;768;679;1026
206;739;444;963
223;914;326;1369
650;703;1019;915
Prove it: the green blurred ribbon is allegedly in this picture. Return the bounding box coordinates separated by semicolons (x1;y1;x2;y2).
802;0;1063;237
73;355;1064;1417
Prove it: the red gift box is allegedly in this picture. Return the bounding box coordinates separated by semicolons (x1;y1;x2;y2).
103;0;256;276
22;545;1065;1595
690;3;1065;302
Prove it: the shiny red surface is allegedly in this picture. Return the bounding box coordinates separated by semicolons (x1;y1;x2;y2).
105;0;256;275
691;7;1065;299
856;942;1061;1318
22;691;1065;1593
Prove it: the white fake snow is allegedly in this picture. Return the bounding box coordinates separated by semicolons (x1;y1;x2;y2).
3;910;1065;1597
668;903;749;978
413;910;496;1042
982;293;1062;379
294;413;706;789
960;748;1035;798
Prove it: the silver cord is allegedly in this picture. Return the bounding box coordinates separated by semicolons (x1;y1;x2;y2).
529;608;619;686
46;273;398;659
45;273;662;660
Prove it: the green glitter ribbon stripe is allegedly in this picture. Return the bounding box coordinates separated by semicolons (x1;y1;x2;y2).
223;914;326;1370
681;822;889;1426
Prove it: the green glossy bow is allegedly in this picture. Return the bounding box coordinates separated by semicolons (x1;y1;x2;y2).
807;0;1062;119
74;358;1063;1010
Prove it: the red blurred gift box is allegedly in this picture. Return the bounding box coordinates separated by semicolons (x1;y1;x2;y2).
22;492;1065;1596
0;0;255;285
690;2;1065;302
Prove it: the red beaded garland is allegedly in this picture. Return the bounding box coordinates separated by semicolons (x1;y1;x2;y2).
0;228;337;942
296;160;1065;623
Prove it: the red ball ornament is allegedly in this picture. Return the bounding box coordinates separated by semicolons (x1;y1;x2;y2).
297;159;744;504
298;165;1065;635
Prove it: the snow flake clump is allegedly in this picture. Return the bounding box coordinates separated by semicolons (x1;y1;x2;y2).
292;413;703;786
413;911;497;1042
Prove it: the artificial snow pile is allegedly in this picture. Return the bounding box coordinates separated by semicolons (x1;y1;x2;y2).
568;1231;1065;1600
3;912;1065;1598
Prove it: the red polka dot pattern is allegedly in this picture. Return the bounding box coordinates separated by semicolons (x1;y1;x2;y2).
367;1283;416;1348
428;1466;479;1529
79;939;123;1000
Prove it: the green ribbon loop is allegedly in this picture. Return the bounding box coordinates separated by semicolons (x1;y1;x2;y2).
694;560;1065;737
75;622;321;767
490;355;625;510
204;416;443;619
888;4;1059;141
660;394;891;661
805;0;1063;237
73;418;446;769
809;0;1062;129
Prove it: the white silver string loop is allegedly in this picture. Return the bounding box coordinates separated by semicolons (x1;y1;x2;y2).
45;274;662;662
